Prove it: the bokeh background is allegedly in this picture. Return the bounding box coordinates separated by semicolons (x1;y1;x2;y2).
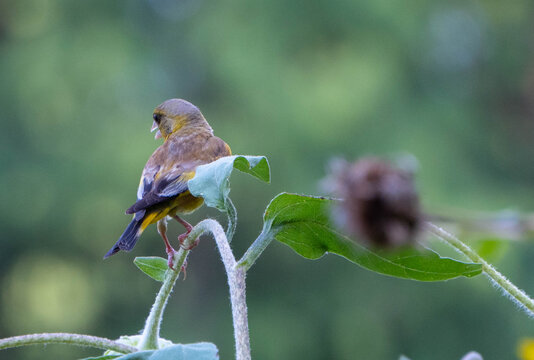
1;0;534;359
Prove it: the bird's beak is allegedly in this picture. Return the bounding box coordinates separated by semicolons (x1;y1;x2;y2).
151;121;162;139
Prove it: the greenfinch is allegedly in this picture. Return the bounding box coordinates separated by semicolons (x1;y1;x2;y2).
105;99;231;268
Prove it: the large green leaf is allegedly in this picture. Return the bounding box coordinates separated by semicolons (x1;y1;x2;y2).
134;257;168;282
188;155;270;211
262;193;482;281
114;343;218;360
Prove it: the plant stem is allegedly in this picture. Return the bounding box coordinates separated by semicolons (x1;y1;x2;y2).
237;223;274;271
426;222;534;316
138;229;198;350
138;219;251;360
229;266;250;360
200;219;251;360
0;333;137;353
225;198;238;242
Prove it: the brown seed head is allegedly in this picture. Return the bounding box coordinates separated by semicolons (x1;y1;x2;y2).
332;157;421;247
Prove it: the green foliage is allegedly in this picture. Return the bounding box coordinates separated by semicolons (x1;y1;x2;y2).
188;155;270;211
188;158;482;281
260;193;482;281
113;343;219;360
82;342;218;360
134;257;169;282
84;343;219;360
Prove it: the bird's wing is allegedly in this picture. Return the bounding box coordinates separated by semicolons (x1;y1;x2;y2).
126;164;195;215
126;133;231;215
136;163;160;200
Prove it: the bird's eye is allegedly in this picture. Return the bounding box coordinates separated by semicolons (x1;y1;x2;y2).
153;113;161;123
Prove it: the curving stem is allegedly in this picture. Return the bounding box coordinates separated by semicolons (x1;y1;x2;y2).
426;222;534;317
138;219;251;360
0;333;137;354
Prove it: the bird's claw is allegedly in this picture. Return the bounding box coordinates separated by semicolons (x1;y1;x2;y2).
181;260;188;280
166;247;177;270
179;232;200;250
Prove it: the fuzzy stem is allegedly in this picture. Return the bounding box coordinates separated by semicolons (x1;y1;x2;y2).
237;224;274;271
229;267;250;360
138;228;199;350
200;219;251;360
225;198;238;242
0;333;136;353
426;222;534;316
139;219;251;359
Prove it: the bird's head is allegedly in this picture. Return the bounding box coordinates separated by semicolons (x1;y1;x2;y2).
151;99;212;140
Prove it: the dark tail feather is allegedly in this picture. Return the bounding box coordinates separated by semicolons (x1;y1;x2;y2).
104;218;143;258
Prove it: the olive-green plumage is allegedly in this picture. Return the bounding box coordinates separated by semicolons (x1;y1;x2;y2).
105;99;231;260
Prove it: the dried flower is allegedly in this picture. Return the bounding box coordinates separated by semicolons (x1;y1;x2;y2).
330;157;421;247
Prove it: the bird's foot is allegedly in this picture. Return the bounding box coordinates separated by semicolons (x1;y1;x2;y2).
181;260;188;280
178;232;200;250
166;247;177;270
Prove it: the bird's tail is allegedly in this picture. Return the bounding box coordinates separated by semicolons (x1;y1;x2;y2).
104;216;144;258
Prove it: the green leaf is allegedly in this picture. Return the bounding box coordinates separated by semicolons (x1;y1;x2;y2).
262;193;482;281
115;343;219;360
188;155;270;211
134;257;168;282
80;356;120;360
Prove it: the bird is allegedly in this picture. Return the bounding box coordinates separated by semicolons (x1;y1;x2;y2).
104;99;231;268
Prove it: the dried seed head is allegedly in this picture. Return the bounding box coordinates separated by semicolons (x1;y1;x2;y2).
331;157;421;247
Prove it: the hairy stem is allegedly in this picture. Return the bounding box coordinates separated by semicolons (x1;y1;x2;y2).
229;267;250;360
200;219;251;360
237;223;274;271
138;229;199;350
0;333;136;354
225;198;238;242
426;222;534;316
139;219;251;359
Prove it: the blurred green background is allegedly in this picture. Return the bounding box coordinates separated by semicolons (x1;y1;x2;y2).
1;0;534;359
